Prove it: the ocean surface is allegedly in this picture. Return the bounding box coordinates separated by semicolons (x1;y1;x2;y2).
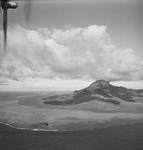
0;91;70;106
0;91;69;101
0;123;143;150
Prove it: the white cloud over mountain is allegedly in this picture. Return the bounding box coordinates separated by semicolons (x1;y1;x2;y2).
0;25;143;82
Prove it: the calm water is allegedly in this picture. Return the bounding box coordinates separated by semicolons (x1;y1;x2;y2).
0;123;143;150
0;91;70;101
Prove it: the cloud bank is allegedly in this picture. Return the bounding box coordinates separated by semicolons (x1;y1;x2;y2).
0;25;143;82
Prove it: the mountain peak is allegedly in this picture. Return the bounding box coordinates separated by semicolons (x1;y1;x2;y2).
87;80;110;91
94;80;110;86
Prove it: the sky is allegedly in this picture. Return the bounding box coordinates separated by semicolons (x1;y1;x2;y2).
0;0;143;91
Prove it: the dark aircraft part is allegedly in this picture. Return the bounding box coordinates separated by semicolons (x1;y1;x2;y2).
3;7;7;53
1;0;17;9
1;0;17;53
6;1;17;9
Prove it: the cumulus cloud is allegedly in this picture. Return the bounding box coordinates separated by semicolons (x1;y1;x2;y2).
0;25;143;82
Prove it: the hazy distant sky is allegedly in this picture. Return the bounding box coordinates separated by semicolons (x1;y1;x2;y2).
7;0;143;53
0;0;143;90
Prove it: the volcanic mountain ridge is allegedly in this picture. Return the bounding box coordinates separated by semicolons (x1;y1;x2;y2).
42;80;143;105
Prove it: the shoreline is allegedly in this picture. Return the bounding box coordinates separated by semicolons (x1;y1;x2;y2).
0;122;59;132
1;119;143;133
1;119;143;150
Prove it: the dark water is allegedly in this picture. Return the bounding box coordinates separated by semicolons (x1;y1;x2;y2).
0;123;143;150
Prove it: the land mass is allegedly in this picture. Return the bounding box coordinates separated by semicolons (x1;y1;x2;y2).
42;80;143;105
